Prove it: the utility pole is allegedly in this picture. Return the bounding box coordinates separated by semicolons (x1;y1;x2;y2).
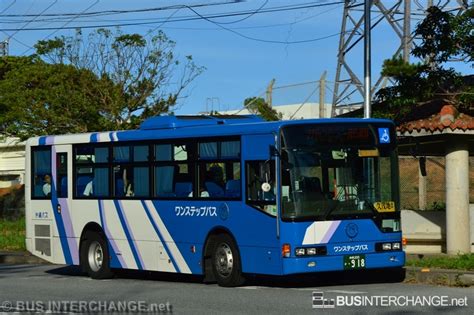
319;71;327;118
363;0;372;119
266;78;275;107
403;0;411;61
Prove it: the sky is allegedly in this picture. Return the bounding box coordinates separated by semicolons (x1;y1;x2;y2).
1;0;471;116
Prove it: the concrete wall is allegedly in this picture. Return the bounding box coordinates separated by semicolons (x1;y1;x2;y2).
402;206;474;254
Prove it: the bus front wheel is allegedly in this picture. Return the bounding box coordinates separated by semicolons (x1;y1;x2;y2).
212;234;245;287
80;231;114;279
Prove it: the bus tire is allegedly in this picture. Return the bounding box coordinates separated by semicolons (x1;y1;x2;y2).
80;231;114;279
211;234;245;287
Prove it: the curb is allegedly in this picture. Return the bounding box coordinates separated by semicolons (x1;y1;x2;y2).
0;251;49;265
405;266;473;287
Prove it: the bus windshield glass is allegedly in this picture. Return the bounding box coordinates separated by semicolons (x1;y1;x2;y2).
281;124;399;221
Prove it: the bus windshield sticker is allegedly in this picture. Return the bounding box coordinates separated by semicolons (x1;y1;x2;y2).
378;128;390;144
358;148;379;157
373;201;395;213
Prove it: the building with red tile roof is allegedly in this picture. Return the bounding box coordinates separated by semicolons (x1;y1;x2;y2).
396;104;473;254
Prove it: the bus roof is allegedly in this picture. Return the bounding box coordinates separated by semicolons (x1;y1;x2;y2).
27;116;395;146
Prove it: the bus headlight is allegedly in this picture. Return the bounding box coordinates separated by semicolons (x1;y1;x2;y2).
294;246;327;256
382;243;392;250
295;248;305;256
392;242;401;250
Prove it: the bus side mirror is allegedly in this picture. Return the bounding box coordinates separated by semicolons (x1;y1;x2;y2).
419;156;427;177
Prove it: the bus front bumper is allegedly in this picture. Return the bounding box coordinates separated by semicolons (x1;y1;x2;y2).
282;251;405;275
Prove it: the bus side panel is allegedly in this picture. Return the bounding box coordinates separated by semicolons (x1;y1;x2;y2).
148;200;281;275
101;199;178;273
28;200;59;264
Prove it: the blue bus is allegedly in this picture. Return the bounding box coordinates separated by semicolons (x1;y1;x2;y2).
25;115;404;286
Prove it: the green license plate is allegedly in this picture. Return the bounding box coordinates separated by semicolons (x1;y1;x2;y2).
343;254;366;270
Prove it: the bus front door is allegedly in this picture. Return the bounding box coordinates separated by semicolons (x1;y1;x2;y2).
52;145;79;265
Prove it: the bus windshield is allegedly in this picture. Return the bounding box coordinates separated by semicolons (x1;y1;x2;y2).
280;124;399;221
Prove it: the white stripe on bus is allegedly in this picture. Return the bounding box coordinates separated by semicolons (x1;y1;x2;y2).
145;200;192;274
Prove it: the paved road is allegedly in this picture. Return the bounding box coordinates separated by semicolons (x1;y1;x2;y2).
0;264;472;314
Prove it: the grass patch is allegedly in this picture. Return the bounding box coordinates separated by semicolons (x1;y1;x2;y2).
0;217;26;251
406;254;474;271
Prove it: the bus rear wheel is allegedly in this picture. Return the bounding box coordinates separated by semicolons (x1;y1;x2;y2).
211;234;245;287
80;231;114;279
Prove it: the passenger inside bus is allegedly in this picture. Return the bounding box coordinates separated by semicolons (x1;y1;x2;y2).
42;174;52;197
204;165;225;197
121;167;134;197
83;180;93;196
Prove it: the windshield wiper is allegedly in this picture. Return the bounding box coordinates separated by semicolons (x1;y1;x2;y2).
362;199;379;216
323;201;340;220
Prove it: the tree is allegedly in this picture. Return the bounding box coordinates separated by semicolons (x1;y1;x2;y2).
0;58;116;140
244;97;282;121
374;6;473;122
0;28;203;138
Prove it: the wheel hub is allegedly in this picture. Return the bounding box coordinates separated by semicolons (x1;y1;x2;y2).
88;241;103;272
215;243;233;277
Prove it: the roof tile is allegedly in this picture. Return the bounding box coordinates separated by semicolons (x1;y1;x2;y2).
397;105;474;133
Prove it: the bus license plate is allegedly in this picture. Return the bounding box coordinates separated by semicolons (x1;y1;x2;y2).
344;254;366;270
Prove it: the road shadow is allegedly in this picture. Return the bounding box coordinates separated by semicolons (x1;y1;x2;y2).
45;265;85;277
246;268;406;288
0;264;42;274
46;265;204;284
45;265;404;288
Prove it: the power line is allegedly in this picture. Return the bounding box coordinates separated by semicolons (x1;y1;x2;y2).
289;87;318;119
6;0;58;40
184;3;344;45
1;4;342;31
0;1;239;18
144;8;182;38
0;1;16;15
0;30;33;50
214;0;268;25
0;1;344;32
21;0;102;56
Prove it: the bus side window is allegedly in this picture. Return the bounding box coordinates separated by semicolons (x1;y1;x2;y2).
57;153;68;198
198;140;241;199
32;148;52;199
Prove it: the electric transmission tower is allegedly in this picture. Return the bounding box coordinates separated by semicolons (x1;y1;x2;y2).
0;40;8;56
331;0;469;117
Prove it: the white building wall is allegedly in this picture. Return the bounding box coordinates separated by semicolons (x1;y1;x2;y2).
0;137;26;188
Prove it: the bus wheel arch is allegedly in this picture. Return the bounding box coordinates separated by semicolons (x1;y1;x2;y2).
203;228;245;287
79;222;114;279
